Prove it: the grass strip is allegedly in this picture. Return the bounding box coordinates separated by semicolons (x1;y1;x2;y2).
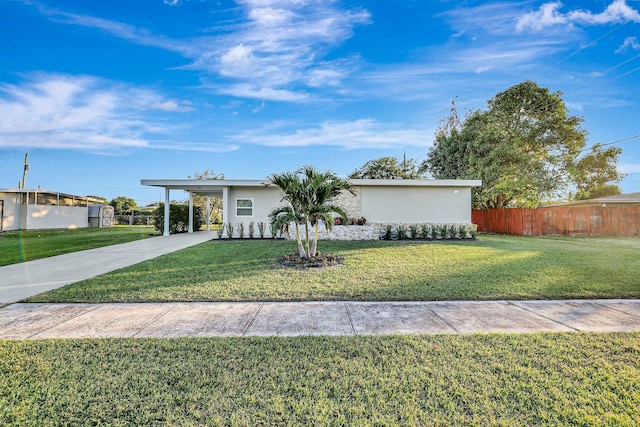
1;333;639;426
26;235;640;302
0;226;159;266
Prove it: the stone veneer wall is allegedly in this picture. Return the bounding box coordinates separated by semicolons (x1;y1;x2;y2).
334;187;361;219
285;222;475;241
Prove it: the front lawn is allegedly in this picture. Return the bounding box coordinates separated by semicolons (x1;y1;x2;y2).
0;226;159;266
1;333;638;426
25;235;640;302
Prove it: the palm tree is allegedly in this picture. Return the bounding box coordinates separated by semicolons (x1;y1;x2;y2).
267;166;354;258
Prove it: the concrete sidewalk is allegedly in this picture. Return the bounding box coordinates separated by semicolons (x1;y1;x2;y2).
0;232;216;304
1;300;639;339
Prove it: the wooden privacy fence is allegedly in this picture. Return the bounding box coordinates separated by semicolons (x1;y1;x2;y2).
472;206;640;236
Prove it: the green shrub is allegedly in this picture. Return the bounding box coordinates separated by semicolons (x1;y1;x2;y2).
420;224;432;240
383;225;392;240
238;222;245;238
396;225;406;240
152;203;203;235
409;225;418;239
225;223;234;238
248;222;255;239
258;222;266;238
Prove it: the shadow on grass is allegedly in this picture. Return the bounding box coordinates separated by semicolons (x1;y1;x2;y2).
25;236;640;303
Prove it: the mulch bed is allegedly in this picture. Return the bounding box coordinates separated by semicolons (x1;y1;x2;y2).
277;252;345;269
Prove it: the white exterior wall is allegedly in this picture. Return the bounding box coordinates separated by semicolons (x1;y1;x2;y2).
24;205;89;230
225;186;284;237
359;186;473;223
0;192;22;231
0;192;89;231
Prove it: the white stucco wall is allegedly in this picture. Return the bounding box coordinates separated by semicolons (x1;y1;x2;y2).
359;186;473;223
225;186;284;237
0;192;90;231
24;205;89;230
220;184;474;237
0;192;21;231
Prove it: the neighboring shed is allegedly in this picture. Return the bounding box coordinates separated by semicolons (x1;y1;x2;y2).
0;188;104;231
141;178;482;237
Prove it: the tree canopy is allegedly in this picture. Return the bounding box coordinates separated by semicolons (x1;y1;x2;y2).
422;81;624;208
570;145;624;200
349;156;423;179
109;196;138;215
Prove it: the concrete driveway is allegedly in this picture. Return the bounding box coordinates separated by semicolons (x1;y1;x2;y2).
0;232;216;304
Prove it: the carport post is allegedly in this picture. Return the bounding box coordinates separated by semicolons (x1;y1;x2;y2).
188;191;194;233
222;186;229;237
163;187;170;236
206;196;211;231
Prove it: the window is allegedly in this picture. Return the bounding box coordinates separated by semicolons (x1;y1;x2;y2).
236;198;253;217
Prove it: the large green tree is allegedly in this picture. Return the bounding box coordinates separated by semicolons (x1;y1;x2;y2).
349;156;423;179
423;81;623;208
267;166;353;258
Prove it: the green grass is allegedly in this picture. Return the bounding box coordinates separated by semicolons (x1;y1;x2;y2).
0;226;159;266
26;235;640;303
1;333;639;426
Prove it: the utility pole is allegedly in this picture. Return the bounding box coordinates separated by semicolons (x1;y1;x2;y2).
20;152;29;189
402;150;407;179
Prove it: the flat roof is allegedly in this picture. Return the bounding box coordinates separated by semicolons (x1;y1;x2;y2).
0;188;104;202
140;178;482;194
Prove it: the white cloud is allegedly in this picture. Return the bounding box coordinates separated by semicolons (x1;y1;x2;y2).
516;2;567;33
568;0;640;25
616;36;640;53
619;163;640;173
150;141;239;152
0;73;194;151
442;2;527;37
201;1;370;99
27;1;370;102
216;83;309;102
233;119;434;149
517;0;640;33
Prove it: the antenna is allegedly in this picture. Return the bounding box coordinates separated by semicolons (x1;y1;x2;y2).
20;153;29;189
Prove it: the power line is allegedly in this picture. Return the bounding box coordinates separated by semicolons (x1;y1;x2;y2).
580;133;640;153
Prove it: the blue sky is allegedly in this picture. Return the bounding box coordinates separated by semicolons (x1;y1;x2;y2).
1;0;639;206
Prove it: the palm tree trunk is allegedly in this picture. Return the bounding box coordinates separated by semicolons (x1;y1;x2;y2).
304;221;311;258
311;218;320;257
294;221;306;258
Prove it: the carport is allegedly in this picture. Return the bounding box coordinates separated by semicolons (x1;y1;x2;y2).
140;179;267;236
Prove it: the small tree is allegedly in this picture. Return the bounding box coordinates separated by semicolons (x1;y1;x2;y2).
188;169;225;224
109;196;138;215
267;166;354;258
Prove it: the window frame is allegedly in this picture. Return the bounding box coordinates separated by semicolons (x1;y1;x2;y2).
235;198;254;217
